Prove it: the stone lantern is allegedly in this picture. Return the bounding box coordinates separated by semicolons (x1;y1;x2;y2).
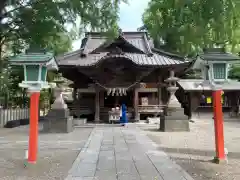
160;70;189;132
9;46;58;164
166;71;181;108
43;73;73;133
51;73;67;109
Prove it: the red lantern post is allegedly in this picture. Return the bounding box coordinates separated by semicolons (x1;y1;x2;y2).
212;89;226;163
28;91;40;164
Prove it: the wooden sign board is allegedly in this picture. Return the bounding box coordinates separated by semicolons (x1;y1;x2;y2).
141;97;148;106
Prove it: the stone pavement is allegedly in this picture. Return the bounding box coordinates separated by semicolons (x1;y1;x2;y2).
0;125;93;180
65;124;194;180
140;119;240;180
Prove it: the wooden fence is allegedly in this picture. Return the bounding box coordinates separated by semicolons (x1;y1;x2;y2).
0;108;30;128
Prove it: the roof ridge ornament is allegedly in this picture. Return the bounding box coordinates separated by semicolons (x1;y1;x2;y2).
118;28;123;36
143;33;153;56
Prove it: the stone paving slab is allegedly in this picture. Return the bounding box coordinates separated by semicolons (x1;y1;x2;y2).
66;124;194;180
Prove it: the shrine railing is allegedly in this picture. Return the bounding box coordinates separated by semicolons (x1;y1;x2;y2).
138;105;165;113
67;104;94;117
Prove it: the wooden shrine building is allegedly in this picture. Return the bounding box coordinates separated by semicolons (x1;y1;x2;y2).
177;48;240;120
57;31;190;125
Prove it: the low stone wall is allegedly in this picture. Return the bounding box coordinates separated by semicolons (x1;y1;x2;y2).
0;108;29;128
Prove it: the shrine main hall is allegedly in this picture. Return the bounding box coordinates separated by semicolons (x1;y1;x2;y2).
57;30;240;131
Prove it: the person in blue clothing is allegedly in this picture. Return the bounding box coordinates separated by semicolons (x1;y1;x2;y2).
120;103;128;126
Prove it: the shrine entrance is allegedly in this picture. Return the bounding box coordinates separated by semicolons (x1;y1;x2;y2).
104;90;134;108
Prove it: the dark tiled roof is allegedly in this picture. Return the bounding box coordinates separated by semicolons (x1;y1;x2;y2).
199;48;240;61
121;32;151;54
178;79;240;91
82;31;152;55
57;31;189;67
82;37;106;54
10;52;54;63
151;48;185;61
57;51;187;66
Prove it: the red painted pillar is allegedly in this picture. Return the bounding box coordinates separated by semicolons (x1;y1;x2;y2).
212;89;225;162
28;92;40;164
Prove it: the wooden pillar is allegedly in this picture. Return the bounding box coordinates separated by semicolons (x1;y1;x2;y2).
157;75;164;105
161;86;169;105
99;91;104;107
188;93;192;119
229;92;238;117
134;88;140;121
236;92;240;116
190;93;201;120
73;88;77;101
95;88;100;123
158;86;162;105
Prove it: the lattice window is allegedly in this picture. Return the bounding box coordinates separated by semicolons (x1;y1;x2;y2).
213;63;226;79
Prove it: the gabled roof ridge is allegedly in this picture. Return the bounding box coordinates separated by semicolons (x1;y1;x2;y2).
142;33;153;55
152;48;185;61
85;31;148;37
89;34;146;54
119;34;146;54
82;34;106;55
56;48;83;61
90;38;114;53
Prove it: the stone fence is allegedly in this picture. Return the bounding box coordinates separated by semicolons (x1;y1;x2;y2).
0;108;29;128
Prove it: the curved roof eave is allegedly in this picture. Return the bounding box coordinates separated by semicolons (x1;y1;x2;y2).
57;52;190;68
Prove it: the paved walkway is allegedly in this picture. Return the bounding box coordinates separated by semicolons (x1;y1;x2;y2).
66;124;194;180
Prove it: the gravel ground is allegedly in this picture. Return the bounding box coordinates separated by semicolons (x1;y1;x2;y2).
138;119;240;180
0;125;93;180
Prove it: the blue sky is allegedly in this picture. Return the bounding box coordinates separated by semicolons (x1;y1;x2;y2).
72;0;150;50
118;0;150;31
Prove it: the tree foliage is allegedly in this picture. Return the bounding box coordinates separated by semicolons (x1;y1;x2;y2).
142;0;240;56
0;0;125;57
0;0;125;106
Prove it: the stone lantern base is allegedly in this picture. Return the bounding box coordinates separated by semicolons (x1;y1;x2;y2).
160;108;189;132
160;95;189;132
43;108;74;133
42;80;74;133
43;92;74;133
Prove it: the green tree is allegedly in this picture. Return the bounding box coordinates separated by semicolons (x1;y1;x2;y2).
142;0;240;56
0;0;125;106
0;0;125;59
